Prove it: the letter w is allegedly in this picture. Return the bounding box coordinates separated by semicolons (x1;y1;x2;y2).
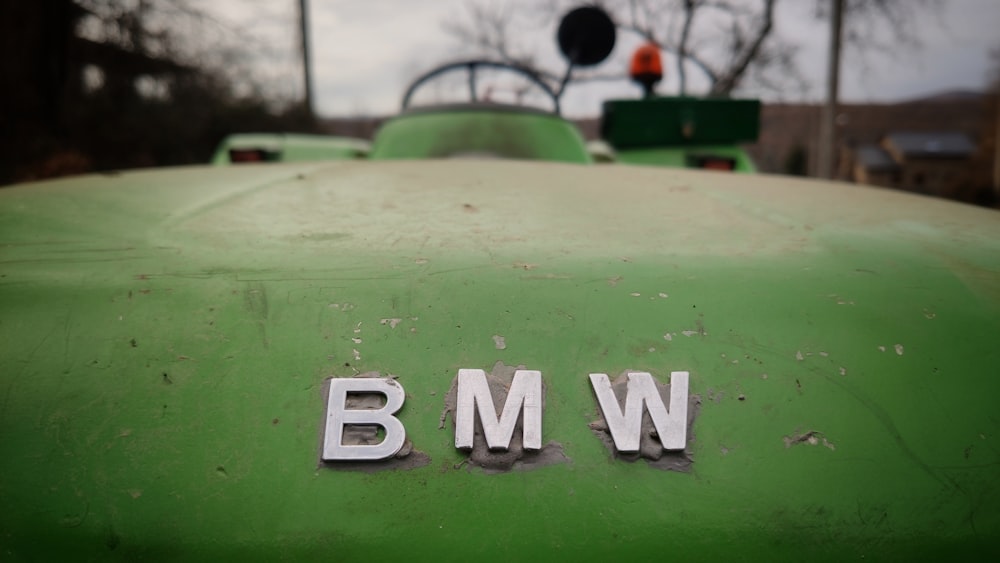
589;371;689;452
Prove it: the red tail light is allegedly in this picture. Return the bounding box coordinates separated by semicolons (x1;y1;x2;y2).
229;148;279;163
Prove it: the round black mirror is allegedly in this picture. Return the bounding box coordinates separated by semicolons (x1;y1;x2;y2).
557;6;616;67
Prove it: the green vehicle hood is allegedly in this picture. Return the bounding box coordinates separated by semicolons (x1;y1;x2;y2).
1;161;999;560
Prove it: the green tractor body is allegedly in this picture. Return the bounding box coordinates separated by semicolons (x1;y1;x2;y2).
3;6;998;560
2;159;998;560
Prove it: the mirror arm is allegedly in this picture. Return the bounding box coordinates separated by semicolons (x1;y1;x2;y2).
468;63;477;102
555;61;575;100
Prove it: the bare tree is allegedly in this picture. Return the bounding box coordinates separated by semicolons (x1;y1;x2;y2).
73;0;300;107
619;0;793;96
443;0;939;101
443;0;801;98
3;0;315;183
816;0;941;178
442;2;558;82
988;44;1000;198
826;0;941;58
817;0;844;179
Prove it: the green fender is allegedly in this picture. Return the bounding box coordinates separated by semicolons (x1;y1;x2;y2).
1;161;998;560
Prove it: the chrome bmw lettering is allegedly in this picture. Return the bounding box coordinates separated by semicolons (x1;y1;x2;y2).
322;368;691;463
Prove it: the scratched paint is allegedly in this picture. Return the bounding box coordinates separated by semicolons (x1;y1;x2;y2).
1;160;999;559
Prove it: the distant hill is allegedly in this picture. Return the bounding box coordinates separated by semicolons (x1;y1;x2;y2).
901;89;986;104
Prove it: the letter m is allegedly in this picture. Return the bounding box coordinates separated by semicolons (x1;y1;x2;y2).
589;371;689;452
455;369;542;451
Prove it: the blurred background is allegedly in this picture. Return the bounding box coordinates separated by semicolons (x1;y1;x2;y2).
2;0;998;206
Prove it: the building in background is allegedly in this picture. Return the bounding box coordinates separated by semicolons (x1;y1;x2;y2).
745;91;997;206
847;132;982;200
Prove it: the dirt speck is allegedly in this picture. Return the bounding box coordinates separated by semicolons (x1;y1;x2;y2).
379;318;402;329
492;335;507;350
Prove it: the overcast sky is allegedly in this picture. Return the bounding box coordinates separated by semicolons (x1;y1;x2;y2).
218;0;999;118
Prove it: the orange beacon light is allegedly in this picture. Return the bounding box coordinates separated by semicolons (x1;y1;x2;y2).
630;43;663;98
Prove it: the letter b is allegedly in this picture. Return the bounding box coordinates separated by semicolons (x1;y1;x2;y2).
322;378;407;461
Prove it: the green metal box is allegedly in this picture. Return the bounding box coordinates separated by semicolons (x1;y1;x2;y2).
602;97;761;148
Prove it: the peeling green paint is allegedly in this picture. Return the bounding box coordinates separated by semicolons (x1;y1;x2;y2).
1;161;998;560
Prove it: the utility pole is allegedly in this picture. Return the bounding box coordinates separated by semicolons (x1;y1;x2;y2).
298;0;314;120
818;0;844;179
994;91;1000;202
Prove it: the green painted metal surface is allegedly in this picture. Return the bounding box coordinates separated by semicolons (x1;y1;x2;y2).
615;144;758;172
210;133;370;165
1;161;999;560
369;107;592;163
